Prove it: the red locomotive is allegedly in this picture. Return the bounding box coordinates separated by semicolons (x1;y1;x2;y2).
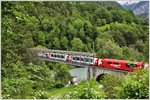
38;52;145;72
94;58;145;71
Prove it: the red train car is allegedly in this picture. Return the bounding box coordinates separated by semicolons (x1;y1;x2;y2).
96;58;144;71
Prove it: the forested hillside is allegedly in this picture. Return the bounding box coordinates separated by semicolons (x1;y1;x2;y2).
1;1;149;99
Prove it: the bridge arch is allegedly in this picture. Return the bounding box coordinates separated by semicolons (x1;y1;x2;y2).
96;73;106;81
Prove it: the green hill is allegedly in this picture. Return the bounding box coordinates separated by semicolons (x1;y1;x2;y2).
1;1;149;99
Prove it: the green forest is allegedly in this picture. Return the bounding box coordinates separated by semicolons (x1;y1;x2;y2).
1;1;149;99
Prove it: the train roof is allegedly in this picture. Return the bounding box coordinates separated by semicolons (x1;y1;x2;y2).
102;58;126;63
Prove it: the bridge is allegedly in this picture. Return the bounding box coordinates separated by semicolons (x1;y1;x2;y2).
28;48;129;81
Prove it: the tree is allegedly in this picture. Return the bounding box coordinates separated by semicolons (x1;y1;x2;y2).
38;31;45;45
143;41;149;62
111;10;125;23
123;27;138;45
53;37;60;49
41;18;51;31
134;40;144;52
99;73;124;98
72;18;84;30
71;38;84;52
96;18;106;26
78;28;85;40
83;21;93;37
60;36;69;50
96;39;123;59
66;24;77;40
94;7;112;24
123;10;134;23
112;30;126;46
2;61;34;99
54;63;71;88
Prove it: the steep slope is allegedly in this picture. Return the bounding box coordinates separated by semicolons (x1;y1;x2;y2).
121;1;149;20
122;2;139;10
132;1;149;15
1;1;149;99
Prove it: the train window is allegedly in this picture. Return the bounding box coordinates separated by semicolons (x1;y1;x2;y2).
131;64;137;68
51;54;54;57
90;59;93;63
126;63;137;68
77;57;80;60
81;58;84;61
73;57;75;60
61;55;64;58
107;62;112;64
126;63;130;67
114;62;118;65
54;54;57;57
85;58;89;62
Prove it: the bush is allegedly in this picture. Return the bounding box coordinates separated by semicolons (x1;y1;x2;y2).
64;80;106;99
99;73;124;98
117;68;149;99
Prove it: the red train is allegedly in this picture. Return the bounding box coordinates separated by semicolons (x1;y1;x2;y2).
94;58;145;71
38;52;145;72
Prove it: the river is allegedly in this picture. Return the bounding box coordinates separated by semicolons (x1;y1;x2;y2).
69;67;88;81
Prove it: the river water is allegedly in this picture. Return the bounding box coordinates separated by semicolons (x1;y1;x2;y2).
69;67;88;81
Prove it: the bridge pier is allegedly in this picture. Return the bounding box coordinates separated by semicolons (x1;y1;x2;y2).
87;66;90;80
87;66;97;80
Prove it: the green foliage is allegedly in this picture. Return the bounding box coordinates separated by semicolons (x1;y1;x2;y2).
60;36;69;50
99;69;149;99
71;38;84;51
54;63;71;88
94;7;112;24
116;69;149;99
143;41;149;62
96;39;123;59
2;77;33;99
38;31;45;45
53;37;60;49
34;90;50;99
66;24;77;40
2;61;33;99
1;1;149;99
111;10;125;23
99;73;124;98
64;80;106;99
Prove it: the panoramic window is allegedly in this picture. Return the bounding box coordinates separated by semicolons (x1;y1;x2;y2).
107;62;112;64
126;63;137;68
81;58;84;61
114;62;118;65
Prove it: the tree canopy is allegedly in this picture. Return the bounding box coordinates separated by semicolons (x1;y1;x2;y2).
2;1;149;99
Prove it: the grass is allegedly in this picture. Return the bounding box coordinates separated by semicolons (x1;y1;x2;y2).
48;81;87;99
